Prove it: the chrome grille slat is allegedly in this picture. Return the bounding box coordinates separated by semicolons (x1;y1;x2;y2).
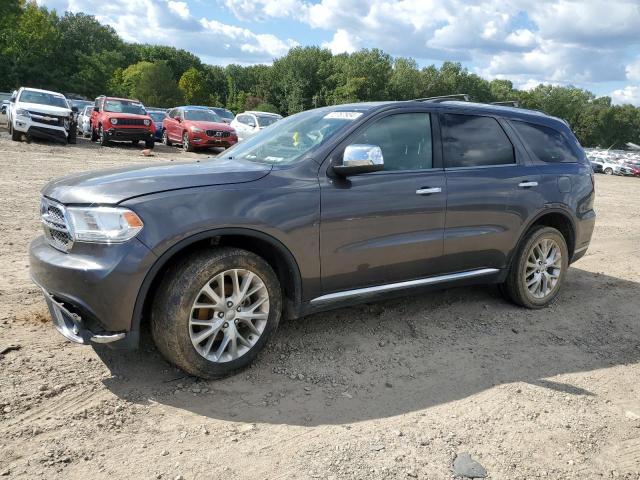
40;198;73;252
206;130;230;138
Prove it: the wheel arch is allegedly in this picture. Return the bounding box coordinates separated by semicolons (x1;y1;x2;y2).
510;208;577;268
130;228;303;346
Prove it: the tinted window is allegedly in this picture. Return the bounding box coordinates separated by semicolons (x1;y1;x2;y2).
512;121;579;163
184;109;221;122
442;114;514;168
256;115;280;127
350;113;433;171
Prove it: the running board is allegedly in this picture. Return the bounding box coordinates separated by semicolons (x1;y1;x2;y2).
310;268;500;304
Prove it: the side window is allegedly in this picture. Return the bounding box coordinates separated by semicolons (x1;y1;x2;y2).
94;98;100;110
349;113;433;171
442;114;515;168
512;121;579;163
167;109;175;118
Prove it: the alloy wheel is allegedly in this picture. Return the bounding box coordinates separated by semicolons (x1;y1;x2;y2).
183;133;189;151
189;268;269;363
524;237;562;299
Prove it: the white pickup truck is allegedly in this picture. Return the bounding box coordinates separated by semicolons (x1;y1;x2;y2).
7;87;77;143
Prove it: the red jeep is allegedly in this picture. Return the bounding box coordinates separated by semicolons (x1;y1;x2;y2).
90;96;155;148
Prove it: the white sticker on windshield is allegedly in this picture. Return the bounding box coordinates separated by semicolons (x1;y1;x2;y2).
323;111;363;120
264;156;284;162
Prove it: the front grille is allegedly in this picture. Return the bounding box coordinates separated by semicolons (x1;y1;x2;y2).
114;118;146;126
206;130;230;138
41;198;73;252
29;111;65;127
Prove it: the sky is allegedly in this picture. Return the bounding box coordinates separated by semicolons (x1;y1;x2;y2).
37;0;640;105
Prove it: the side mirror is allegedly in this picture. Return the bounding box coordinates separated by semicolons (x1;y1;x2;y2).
248;122;256;128
71;106;78;113
93;106;99;112
176;117;182;123
333;144;384;176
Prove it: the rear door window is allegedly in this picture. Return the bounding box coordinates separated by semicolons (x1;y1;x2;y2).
512;121;579;163
441;114;515;168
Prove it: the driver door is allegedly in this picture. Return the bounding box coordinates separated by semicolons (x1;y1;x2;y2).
319;111;447;293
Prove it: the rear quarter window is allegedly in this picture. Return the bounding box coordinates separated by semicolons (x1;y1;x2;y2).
512;121;579;163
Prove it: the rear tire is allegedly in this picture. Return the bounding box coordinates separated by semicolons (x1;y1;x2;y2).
145;139;155;149
501;226;568;309
151;247;282;379
90;124;98;142
131;140;139;147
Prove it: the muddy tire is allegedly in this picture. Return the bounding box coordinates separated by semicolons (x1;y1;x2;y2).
501;226;569;309
151;247;282;379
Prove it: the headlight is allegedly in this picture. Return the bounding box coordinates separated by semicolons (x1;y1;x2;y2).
16;108;30;117
110;118;118;125
144;119;151;126
191;126;204;133
66;207;143;243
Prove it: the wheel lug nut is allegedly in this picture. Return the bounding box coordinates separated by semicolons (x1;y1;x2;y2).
227;301;233;308
217;312;224;318
234;319;238;325
236;307;241;312
223;322;229;328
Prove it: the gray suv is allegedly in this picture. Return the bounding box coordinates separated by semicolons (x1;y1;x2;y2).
30;98;596;378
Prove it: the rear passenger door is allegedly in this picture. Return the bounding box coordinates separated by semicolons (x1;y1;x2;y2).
441;112;544;272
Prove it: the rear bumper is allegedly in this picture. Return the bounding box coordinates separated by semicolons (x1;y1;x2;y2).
572;209;596;263
29;235;158;348
107;127;154;142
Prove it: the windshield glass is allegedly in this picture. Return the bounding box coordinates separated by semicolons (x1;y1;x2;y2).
223;108;365;165
19;90;68;108
256;115;280;127
211;108;234;120
104;99;146;115
184;109;221;122
148;111;166;122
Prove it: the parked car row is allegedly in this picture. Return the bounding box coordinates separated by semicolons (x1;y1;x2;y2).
6;86;283;151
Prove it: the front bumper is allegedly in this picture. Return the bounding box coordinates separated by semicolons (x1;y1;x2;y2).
14;116;69;143
29;235;158;347
107;127;154;142
190;134;237;149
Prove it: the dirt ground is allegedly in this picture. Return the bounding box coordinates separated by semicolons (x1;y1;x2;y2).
0;116;639;480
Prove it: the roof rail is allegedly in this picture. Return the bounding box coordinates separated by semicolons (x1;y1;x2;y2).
491;101;520;107
414;94;471;103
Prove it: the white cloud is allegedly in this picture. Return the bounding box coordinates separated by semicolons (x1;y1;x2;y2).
626;58;640;82
167;1;189;19
38;0;297;63
611;85;640;106
322;29;359;54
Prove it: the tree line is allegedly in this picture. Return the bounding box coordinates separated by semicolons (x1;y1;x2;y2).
1;1;639;148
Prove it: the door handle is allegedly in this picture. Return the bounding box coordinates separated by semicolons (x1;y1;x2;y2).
416;187;442;195
518;181;538;188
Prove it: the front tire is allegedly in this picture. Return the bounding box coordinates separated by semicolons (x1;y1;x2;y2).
144;139;155;149
162;129;172;146
604;167;613;175
501;226;568;309
99;125;109;146
151;247;282;379
10;123;20;142
182;132;193;152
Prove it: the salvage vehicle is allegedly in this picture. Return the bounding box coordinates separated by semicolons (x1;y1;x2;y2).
77;105;92;137
90;96;155;148
30;97;595;379
146;109;167;141
7;87;77;144
162;106;237;151
230;111;282;141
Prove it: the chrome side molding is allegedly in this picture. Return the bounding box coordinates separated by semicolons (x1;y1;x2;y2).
310;268;500;304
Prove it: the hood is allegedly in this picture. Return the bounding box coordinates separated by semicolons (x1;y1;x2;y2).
104;112;152;120
43;158;272;205
18;102;70;115
186;120;234;131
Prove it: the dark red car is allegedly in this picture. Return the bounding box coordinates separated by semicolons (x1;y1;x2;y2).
162;106;237;152
90;96;155;148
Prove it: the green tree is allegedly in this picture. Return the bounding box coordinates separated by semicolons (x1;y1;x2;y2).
178;67;209;104
120;61;183;107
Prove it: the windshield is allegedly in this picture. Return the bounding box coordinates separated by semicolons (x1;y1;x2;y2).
257;115;280;127
223;108;366;165
184;109;221;122
104;99;146;115
19;90;68;109
211;108;234;120
148;111;166;122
